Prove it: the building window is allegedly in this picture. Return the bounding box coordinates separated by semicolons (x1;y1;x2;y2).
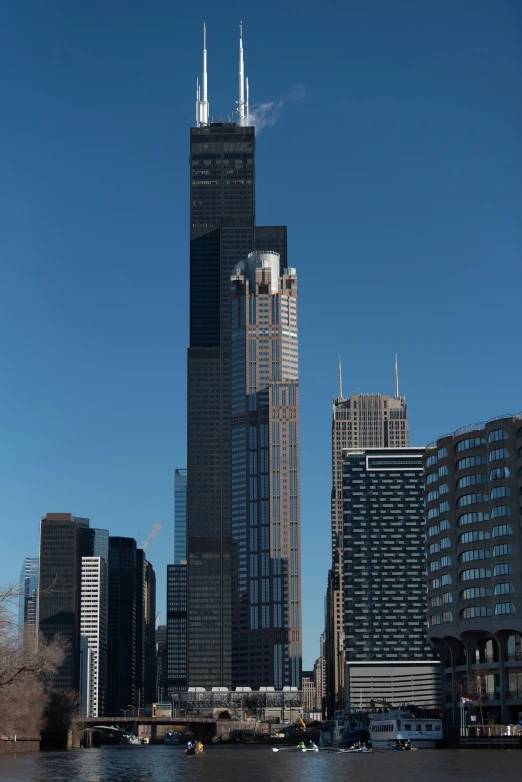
492;523;513;537
490;466;510;480
459;568;491;581
440;519;450;531
455;438;486;453
487;429;509;443
430;578;440;589
441;573;452;585
426;473;438;485
459;549;491;563
442;611;453;622
492;544;513;557
431;596;441;607
429;543;440;554
438;447;448;459
489;448;509;462
426;455;437;467
458;530;490;545
428;525;439;538
440;537;451;549
427;508;439;520
457;493;488;507
494;602;516;615
457;512;489;526
438;465;449;477
491;506;512;519
493;563;513;576
440;555;451;567
493;583;515;596
460;587;492;599
461;606;492;619
439;483;449;495
491;486;511;500
426;490;438;503
442;592;453;604
457;474;487;489
456;455;487;470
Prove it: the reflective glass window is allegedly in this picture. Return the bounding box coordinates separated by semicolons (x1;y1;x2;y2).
440;519;450;531
491;506;512;519
430;596;441;607
458;530;490;545
492;524;512;537
427;508;439;519
426;490;438;503
488;429;508;443
459;568;491;581
439;483;449;495
426;455;437;467
493;563;513;576
442;611;453;622
441;573;452;585
495;602;516;615
461;606;492;618
460;587;492;599
459;549;490;562
426;473;438;485
491;486;511;500
440;537;451;549
490;466;510;480
456;438;486;452
438;447;448;459
440;555;451;567
438;465;448;477
457;474;487;489
457;512;489;526
427;525;439;538
493;544;513;557
493;583;515;596
457;493;488;507
429;542;440;554
442;592;452;604
456;455;487;470
489;448;509;462
429;578;440;589
439;501;450;512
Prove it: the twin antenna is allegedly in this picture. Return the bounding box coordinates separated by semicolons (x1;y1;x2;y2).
337;354;401;400
196;22;249;127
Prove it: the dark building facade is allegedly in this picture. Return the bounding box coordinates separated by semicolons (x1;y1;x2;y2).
187;118;294;687
107;537;137;714
156;624;168;701
38;513;88;690
342;449;439;709
424;413;522;724
167;564;187;692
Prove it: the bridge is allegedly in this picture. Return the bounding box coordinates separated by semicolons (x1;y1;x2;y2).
79;716;259;743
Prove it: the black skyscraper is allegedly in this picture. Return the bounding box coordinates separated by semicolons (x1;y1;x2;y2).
107;537;137;714
38;513;87;690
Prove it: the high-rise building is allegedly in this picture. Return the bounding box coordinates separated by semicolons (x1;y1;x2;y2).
156;624;168;702
168;468;188;694
135;552;157;705
107;537;137;714
174;468;187;564
342;448;439;710
167;564;187;693
80;527;109;562
19;557;39;635
229;253;301;687
424;412;522;724
186;26;299;687
80;557;108;717
326;364;409;714
38;513;88;690
313;632;326;715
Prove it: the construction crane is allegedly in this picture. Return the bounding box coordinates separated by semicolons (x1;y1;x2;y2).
140;523;162;551
298;716;307;732
155;609;162;625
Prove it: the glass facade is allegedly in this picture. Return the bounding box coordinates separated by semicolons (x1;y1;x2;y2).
167;564;187;692
107;537;137;714
174;468;187;564
19;556;39;634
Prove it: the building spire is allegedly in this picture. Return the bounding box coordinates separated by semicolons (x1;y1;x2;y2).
338;355;344;401
238;21;246;124
196;22;209;126
394;353;399;399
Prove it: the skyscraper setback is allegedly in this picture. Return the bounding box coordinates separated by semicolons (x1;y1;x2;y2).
186;26;301;687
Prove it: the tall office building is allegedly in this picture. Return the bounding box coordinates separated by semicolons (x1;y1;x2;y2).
38;513;88;690
168;468;188;693
156;624;168;701
326;364;409;714
80;527;109;562
425;412;522;724
174;468;187;564
229;254;301;687
80;557;108;717
186;26;298;687
107;537;137;714
19;557;39;635
136;551;157;705
341;448;439;709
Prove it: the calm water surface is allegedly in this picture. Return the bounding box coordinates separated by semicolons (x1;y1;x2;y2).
0;745;520;782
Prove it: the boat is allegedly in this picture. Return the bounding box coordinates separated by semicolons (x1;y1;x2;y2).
337;748;373;753
369;710;443;749
164;731;179;745
321;709;369;747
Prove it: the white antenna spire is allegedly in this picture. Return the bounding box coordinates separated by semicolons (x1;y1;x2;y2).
394;353;399;399
196;78;200;125
200;22;209;125
238;21;246;124
338;355;344;401
246;76;249;125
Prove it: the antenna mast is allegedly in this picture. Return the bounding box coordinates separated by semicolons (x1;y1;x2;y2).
394;353;399;399
238;21;246;124
196;23;209;126
338;355;344;401
246;76;249;125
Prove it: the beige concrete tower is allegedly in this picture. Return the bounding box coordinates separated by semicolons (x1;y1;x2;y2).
230;251;301;687
326;371;409;715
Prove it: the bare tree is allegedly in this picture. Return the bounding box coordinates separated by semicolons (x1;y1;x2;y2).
468;668;489;728
0;583;65;737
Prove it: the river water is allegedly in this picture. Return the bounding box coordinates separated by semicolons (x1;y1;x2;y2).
0;745;519;782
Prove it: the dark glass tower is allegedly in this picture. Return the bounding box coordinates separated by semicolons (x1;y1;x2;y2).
107;537;137;714
187;117;294;686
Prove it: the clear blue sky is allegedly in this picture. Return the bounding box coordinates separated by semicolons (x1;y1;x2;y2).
1;0;520;670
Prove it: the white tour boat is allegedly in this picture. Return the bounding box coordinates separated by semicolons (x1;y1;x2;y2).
369;710;443;748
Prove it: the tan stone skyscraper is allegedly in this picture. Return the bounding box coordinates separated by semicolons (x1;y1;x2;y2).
325;362;408;715
230;252;301;687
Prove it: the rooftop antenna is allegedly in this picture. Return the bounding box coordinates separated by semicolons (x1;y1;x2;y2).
394;353;399;399
338;355;344;401
246;76;249;125
238;21;246;124
196;23;209;126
